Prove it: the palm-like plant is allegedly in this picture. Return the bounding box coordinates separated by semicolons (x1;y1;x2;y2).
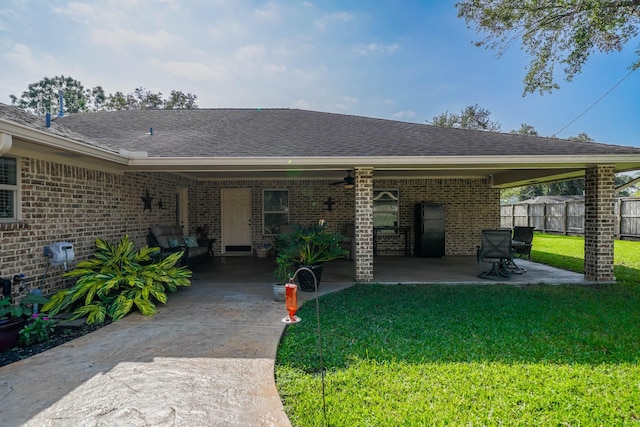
43;235;191;325
277;224;346;266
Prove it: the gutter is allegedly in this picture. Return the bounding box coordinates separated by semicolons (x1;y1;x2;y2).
0;119;145;164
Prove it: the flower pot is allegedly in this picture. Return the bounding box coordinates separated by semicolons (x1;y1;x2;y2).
0;318;24;352
295;264;323;292
256;248;270;258
273;284;286;302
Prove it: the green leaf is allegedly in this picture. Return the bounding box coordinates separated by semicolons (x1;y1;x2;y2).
134;298;157;316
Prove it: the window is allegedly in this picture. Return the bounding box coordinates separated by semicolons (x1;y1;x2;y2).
373;189;399;232
263;190;289;234
0;157;19;222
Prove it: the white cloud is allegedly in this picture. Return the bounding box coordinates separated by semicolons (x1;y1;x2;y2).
161;61;227;80
392;111;417;119
91;28;179;51
1;43;56;75
263;63;287;74
292;99;311;109
352;43;400;56
253;2;281;22
314;12;353;30
235;44;266;61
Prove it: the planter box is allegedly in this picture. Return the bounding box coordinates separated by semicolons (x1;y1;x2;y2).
0;318;24;352
256;248;271;258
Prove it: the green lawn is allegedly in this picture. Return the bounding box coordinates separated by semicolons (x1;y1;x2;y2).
531;233;640;283
276;235;640;426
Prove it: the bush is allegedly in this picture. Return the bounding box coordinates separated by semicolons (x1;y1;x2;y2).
42;235;191;325
19;314;55;346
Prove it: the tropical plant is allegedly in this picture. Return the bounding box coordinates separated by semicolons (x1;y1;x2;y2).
0;293;49;320
274;252;293;284
18;314;56;346
42;235;191;325
277;224;346;266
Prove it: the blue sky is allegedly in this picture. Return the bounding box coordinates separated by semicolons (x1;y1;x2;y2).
1;0;639;147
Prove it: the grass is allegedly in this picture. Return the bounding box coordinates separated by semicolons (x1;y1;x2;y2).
531;233;640;283
275;235;640;426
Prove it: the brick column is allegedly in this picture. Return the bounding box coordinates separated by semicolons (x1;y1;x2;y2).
354;167;374;283
584;165;615;282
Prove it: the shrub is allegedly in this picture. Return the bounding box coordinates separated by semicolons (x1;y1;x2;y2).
42;235;191;325
19;314;55;346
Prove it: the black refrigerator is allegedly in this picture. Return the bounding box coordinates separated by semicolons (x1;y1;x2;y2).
415;203;445;257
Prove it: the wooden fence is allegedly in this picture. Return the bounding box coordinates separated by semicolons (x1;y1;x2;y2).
500;198;640;239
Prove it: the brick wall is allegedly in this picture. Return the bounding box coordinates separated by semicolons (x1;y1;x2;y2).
1;157;500;298
584;165;615;282
1;157;191;299
192;176;498;257
375;177;499;255
354;168;374;282
191;179;356;255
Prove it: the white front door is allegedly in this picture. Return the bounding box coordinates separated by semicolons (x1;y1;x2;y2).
221;188;252;254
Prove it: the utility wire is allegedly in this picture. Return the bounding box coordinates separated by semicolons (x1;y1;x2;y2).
553;68;637;137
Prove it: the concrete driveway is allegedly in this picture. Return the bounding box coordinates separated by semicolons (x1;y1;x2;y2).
0;279;351;426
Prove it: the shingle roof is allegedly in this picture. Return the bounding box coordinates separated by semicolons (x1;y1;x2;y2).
2;103;640;159
50;108;640;158
0;103;110;151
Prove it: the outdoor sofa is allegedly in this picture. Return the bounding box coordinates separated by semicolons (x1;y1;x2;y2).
148;225;210;266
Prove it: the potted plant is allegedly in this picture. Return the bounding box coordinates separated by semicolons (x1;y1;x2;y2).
272;253;292;301
0;292;50;352
256;243;272;258
277;223;346;291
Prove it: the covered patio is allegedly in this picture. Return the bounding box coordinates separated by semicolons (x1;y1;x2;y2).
190;255;589;285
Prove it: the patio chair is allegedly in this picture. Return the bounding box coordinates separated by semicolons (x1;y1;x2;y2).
340;223;355;260
512;226;535;260
477;229;513;280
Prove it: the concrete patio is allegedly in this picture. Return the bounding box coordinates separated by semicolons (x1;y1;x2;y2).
0;256;589;426
190;255;589;285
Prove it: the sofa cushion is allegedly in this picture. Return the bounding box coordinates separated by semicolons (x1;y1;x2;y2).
184;236;199;248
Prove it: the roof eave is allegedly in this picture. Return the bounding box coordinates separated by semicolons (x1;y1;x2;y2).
0;119;133;164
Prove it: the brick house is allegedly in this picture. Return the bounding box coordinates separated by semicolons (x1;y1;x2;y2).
1;103;640;295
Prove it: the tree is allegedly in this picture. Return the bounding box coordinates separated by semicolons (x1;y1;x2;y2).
568;132;595;142
510;123;538;136
456;0;640;94
165;90;198;110
103;91;128;111
431;103;502;131
10;76;199;113
10;75;93;114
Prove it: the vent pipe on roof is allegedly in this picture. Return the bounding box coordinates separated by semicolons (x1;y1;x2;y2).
46;112;51;127
58;90;64;117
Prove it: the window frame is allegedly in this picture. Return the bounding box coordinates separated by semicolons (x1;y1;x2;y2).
262;189;289;235
373;189;399;233
0;156;21;223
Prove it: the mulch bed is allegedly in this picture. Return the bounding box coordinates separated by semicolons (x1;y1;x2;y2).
0;321;108;368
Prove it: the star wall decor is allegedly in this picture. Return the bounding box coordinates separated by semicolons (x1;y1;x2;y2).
141;190;153;212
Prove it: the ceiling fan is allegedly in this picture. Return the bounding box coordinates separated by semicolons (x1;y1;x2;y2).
329;170;355;189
